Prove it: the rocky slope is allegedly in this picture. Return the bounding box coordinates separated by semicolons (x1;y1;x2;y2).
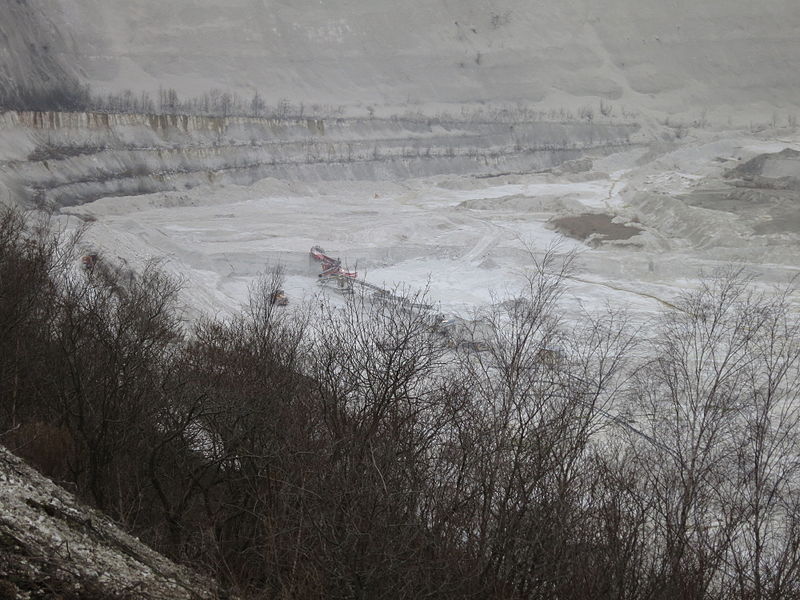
0;446;219;599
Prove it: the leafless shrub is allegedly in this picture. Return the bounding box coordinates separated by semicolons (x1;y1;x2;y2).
4;209;800;599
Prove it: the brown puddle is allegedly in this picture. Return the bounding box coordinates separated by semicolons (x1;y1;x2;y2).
551;213;641;242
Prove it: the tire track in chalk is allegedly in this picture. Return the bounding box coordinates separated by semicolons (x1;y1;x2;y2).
566;275;683;312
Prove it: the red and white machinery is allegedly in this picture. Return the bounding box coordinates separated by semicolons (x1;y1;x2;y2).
309;246;357;279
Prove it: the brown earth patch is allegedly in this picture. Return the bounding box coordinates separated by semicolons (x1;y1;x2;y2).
551;213;642;242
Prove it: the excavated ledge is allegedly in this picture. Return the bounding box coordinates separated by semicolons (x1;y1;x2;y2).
0;110;638;208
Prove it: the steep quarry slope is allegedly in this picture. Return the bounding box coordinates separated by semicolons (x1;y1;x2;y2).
0;446;218;599
3;1;797;208
0;110;637;207
0;2;84;104
22;0;800;116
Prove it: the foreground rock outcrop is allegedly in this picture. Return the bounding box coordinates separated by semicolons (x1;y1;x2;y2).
0;446;219;599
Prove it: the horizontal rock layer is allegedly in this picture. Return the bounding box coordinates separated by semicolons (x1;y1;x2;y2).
0;110;637;207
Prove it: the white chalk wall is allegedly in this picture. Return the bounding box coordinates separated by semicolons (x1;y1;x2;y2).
4;0;800;117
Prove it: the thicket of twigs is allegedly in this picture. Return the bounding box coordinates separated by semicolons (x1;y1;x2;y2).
2;206;800;600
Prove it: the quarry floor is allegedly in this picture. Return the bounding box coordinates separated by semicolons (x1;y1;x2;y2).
61;130;800;325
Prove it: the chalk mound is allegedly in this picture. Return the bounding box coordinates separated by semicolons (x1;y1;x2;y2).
725;148;800;190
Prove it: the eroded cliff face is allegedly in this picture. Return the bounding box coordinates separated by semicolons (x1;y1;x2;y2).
1;0;794;209
7;0;800;117
0;2;86;108
0;110;637;208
